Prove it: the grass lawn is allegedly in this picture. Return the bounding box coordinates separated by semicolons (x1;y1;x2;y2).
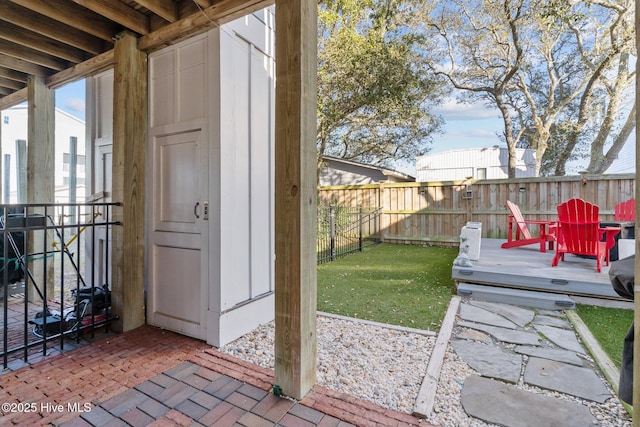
318;243;632;369
575;304;634;369
317;243;459;331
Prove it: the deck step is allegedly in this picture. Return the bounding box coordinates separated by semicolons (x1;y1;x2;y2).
457;283;575;310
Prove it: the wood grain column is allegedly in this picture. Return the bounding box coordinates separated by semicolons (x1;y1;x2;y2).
111;31;147;332
27;76;54;301
633;1;639;421
274;0;318;399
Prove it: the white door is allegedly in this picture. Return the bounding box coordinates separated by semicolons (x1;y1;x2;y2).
147;129;208;339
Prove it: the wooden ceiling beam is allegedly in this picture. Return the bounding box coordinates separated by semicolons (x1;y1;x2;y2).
0;87;27;110
139;0;274;52
0;77;26;91
0;2;108;55
0;48;57;77
9;0;119;42
0;39;70;71
131;0;179;23
0;22;89;64
192;0;212;7
0;87;13;96
47;49;115;90
0;67;29;84
72;0;151;35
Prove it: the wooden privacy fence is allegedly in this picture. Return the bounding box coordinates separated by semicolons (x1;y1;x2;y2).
318;173;636;246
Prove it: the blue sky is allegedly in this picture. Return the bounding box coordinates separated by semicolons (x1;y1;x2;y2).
55;80;86;121
430;98;504;153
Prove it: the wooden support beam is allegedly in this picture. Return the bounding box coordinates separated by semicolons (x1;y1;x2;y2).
131;0;178;23
9;0;118;42
633;3;640;422
274;0;318;400
0;2;108;55
26;76;55;301
111;31;147;332
0;87;27;110
46;50;115;90
138;0;274;52
72;0;151;36
0;21;90;64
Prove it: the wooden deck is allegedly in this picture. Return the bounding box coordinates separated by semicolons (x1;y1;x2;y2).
452;238;624;300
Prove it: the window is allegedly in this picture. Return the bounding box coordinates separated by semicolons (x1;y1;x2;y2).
476;168;487;180
3;116;8;124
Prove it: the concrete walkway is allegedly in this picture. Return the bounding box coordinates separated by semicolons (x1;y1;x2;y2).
452;299;625;426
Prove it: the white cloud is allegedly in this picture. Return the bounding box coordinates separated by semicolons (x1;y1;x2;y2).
64;97;85;114
436;98;500;121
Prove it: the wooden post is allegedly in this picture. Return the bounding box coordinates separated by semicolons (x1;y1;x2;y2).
27;76;55;301
111;31;147;332
274;0;318;399
634;4;640;423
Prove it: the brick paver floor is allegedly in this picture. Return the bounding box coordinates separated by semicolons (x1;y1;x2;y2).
0;325;431;426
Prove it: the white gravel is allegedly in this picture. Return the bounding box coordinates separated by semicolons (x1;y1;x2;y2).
219;313;632;426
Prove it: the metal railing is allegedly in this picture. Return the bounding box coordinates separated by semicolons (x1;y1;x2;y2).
1;202;120;368
317;206;382;264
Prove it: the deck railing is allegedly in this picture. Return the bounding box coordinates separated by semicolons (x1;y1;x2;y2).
0;202;120;369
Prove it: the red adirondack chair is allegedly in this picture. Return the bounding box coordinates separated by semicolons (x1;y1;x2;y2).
552;198;620;272
614;199;635;222
501;200;556;252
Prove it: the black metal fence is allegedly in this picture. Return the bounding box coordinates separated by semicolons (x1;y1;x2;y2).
317;206;382;264
1;202;120;368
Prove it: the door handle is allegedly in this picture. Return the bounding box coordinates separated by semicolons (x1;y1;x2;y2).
194;202;200;218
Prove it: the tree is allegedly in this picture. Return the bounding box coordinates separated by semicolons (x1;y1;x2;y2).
421;0;532;178
317;0;444;176
421;0;635;177
532;0;636;175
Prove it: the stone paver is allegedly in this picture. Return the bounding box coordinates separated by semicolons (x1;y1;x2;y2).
453;297;620;427
534;324;585;354
469;300;535;327
459;303;518;329
461;375;597;427
456;327;491;343
533;314;572;329
451;339;522;383
513;345;583;366
524;357;612;403
457;320;541;345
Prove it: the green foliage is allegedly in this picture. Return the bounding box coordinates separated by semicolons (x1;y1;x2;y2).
317;0;444;169
317;243;458;331
423;0;635;176
575;304;634;368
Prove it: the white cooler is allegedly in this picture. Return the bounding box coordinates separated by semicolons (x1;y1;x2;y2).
618;239;635;260
461;222;482;261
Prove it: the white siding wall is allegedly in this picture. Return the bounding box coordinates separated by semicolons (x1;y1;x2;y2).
214;10;276;346
1;105;86;202
416;147;536;182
